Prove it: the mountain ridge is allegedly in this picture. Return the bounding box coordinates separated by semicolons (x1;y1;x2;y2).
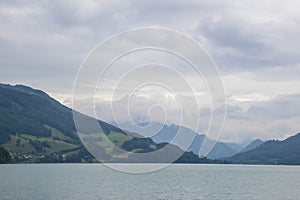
241;139;264;153
228;133;300;165
2;83;300;165
117;121;239;159
0;83;219;164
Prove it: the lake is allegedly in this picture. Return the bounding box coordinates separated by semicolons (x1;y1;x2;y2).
0;164;299;200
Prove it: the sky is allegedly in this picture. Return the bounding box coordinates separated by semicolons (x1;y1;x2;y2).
1;0;300;143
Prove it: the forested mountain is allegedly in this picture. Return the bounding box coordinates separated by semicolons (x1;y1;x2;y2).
227;134;300;165
0;83;217;163
2;83;299;165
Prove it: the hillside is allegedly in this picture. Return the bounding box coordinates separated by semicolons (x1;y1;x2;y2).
241;139;264;153
227;133;300;165
0;83;215;163
117;121;239;159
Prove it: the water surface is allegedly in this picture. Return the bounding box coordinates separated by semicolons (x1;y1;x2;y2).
0;164;299;200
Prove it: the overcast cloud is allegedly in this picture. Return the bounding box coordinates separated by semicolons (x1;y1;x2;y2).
1;0;300;143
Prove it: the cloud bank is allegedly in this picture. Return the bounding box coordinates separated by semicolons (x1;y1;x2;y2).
1;0;300;142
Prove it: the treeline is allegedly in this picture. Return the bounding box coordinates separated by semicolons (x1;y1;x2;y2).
0;146;12;163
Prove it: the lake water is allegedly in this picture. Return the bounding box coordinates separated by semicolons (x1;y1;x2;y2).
0;164;299;200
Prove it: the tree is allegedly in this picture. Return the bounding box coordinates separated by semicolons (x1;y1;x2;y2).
0;146;12;163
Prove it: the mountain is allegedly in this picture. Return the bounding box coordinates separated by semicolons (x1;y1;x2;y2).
0;83;215;163
241;139;264;153
224;142;243;152
0;83;68;113
227;133;300;165
116;121;239;159
0;83;124;143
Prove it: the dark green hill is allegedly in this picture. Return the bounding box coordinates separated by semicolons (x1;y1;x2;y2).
0;83;211;163
0;146;12;163
0;85;76;141
227;133;300;165
0;84;125;144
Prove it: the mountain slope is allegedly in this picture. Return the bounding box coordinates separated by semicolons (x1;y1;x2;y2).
224;142;243;152
227;133;300;165
0;85;77;141
117;121;239;159
0;83;211;163
0;83;66;111
241;139;264;153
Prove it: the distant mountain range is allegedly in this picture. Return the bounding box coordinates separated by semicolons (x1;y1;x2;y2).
116;121;260;159
0;83;221;163
1;83;300;165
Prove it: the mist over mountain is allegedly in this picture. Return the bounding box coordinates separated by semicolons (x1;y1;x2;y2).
1;83;300;165
0;83;219;163
116;121;241;159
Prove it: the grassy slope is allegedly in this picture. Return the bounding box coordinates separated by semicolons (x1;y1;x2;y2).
3;125;79;155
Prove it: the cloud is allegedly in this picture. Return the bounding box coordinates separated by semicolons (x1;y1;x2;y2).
1;0;300;142
246;94;300;120
74;92;300;143
1;1;300;84
221;94;300;142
